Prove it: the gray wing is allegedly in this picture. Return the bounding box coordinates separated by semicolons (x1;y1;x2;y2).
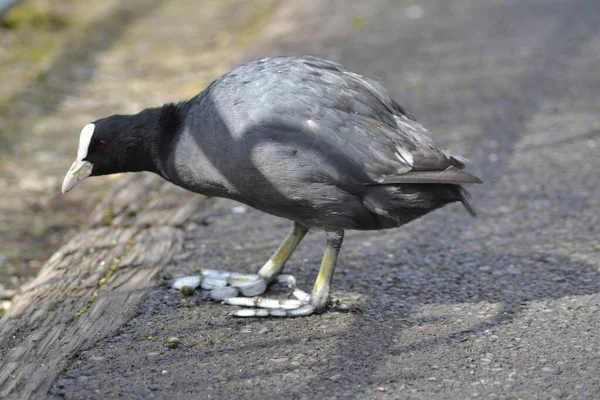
211;56;481;186
289;57;481;185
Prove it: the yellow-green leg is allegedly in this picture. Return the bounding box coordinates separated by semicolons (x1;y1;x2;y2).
214;222;308;298
257;222;309;280
310;230;343;313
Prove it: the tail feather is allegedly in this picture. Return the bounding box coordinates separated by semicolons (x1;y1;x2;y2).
458;187;477;217
377;166;482;185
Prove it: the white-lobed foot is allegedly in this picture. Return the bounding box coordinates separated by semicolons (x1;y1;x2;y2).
171;270;316;317
170;227;347;318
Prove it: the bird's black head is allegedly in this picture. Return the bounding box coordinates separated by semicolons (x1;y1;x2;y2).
62;104;181;193
86;114;155;176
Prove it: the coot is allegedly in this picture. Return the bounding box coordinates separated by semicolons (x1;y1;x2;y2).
62;56;481;317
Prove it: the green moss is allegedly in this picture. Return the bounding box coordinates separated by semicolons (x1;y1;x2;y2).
351;15;368;30
180;285;195;296
98;258;121;287
74;291;97;317
124;235;137;254
1;3;69;31
103;207;113;226
166;337;181;349
74;257;120;317
10;36;61;63
330;298;345;307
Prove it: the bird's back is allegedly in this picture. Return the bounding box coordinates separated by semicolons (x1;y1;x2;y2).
173;56;480;230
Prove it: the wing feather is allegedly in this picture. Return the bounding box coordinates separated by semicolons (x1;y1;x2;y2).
376;166;482;185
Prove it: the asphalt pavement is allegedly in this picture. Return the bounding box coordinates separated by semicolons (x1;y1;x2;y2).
33;0;600;398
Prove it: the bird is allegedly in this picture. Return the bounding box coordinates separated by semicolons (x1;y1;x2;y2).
62;56;481;317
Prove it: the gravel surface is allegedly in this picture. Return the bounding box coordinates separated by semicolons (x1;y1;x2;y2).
4;0;600;398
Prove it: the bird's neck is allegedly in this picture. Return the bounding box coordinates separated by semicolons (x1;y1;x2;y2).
129;102;186;176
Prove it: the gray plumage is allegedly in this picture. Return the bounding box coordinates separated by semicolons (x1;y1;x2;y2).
159;56;480;230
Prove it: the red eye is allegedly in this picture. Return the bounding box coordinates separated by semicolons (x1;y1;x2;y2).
98;140;107;149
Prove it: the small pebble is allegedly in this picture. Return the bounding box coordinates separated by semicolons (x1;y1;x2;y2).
166;337;181;349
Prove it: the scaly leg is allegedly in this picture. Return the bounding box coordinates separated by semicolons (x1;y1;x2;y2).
172;222;308;299
256;222;309;281
225;230;344;317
